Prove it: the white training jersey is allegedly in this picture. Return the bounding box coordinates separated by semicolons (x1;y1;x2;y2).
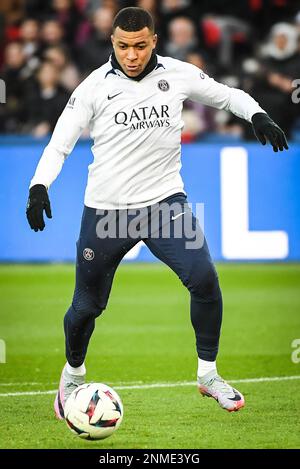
30;55;265;209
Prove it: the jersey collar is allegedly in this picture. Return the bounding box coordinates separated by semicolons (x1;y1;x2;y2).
106;51;164;81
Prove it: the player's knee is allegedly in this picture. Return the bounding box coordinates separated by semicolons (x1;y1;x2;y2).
184;264;221;301
70;294;106;323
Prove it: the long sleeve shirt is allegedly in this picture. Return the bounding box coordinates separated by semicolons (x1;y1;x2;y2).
30;55;266;209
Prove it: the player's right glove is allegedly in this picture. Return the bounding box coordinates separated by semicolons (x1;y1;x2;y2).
252;112;289;152
26;184;52;232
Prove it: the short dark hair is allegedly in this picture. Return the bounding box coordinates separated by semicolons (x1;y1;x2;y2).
112;7;154;34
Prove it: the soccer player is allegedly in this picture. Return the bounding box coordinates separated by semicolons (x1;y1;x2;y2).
26;7;288;416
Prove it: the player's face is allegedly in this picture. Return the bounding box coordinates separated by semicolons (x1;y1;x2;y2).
111;27;157;77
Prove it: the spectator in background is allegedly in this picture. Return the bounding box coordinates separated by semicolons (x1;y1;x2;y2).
0;0;298;139
249;22;299;137
295;11;300;36
159;0;197;45
137;0;158;15
0;0;24;28
40;19;67;54
181;50;217;142
43;45;81;91
163;16;198;61
50;0;82;45
77;7;114;74
0;0;25;67
0;13;4;68
136;0;161;38
19;18;40;74
186;50;206;71
86;0;117;16
0;42;28;133
24;0;52;20
24;60;69;137
161;0;192;14
261;22;299;75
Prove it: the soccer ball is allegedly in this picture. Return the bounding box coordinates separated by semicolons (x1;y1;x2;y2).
64;383;123;440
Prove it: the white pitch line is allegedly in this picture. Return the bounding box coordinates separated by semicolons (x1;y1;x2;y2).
0;375;299;397
0;382;53;387
231;375;300;384
0;390;57;397
0;380;145;387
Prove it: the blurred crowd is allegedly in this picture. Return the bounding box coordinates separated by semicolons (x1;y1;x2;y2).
0;0;299;141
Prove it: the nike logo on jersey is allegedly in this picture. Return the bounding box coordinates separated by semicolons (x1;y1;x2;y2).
171;212;185;221
108;92;123;100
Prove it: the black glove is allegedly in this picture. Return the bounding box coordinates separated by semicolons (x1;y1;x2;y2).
252;112;289;152
26;184;52;232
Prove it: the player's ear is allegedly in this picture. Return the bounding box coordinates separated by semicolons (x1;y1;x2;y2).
152;34;157;49
111;34;114;46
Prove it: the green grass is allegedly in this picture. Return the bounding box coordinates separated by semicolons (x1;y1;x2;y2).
0;263;300;449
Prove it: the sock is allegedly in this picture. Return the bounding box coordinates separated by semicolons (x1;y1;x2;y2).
197;358;217;378
66;362;86;376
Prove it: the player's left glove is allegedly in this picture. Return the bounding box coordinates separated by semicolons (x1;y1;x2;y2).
26;184;52;232
252;112;289;152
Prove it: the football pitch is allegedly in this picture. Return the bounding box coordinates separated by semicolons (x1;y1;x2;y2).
0;263;299;449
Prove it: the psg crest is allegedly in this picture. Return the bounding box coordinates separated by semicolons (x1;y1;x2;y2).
83;248;95;261
158;79;170;92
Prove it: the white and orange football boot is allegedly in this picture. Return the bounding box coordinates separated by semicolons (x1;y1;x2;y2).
54;364;86;419
198;370;245;412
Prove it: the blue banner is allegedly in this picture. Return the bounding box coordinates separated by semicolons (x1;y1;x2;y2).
1;137;299;262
